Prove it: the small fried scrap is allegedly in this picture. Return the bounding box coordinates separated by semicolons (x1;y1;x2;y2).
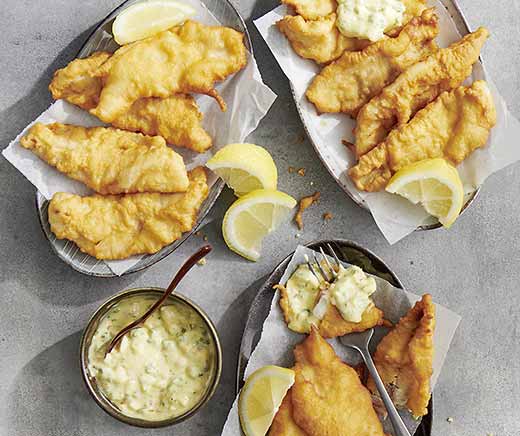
368;294;436;417
322;212;332;221
294;192;320;230
297;168;306;176
290;328;386;436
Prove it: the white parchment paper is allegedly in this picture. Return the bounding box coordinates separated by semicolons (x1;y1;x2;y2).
221;245;461;435
2;0;277;275
254;1;520;244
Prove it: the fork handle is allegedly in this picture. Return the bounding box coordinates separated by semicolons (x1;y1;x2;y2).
358;347;412;436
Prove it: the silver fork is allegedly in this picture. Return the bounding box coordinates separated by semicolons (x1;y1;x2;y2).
309;244;412;436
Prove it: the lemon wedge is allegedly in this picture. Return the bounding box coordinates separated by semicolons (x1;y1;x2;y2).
206;143;278;196
112;0;196;45
223;190;296;261
238;366;295;436
386;158;464;228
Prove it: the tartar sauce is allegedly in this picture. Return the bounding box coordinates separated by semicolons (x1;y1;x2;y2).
88;296;215;421
329;265;377;322
336;0;406;42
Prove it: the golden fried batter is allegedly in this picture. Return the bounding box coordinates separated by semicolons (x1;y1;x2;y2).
48;168;208;260
349;81;497;191
282;0;336;20
277;14;369;65
269;391;308;436
49;52;213;152
319;303;384;338
291;328;386;436
354;27;490;156
92;21;247;122
294;192;320;230
20;123;189;194
306;9;438;116
368;294;436;418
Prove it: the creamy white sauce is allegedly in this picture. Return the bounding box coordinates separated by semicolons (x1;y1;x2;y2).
329;265;377;322
336;0;405;42
88;296;215;421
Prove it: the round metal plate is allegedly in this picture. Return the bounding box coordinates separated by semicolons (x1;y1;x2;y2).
290;0;483;232
236;239;433;436
35;0;251;277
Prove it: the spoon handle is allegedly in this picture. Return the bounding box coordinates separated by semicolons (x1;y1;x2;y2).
106;244;212;354
359;346;412;436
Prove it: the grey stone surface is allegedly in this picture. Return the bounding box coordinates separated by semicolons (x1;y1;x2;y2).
1;0;519;435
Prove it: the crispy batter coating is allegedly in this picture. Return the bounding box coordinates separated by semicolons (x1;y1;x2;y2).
349;81;497;191
294;192;320;230
319;302;384;338
277;14;370;65
282;0;336;20
291;328;386;436
367;294;436;417
91;21;247;122
49;52;213;152
306;9;439;116
48;168;208;260
269;391;308;436
20;123;189;194
354;27;490;157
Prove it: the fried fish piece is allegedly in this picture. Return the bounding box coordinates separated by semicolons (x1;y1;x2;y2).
290;328;386;436
277;14;370;65
48;168;208;260
368;294;435;418
281;0;336;20
20;123;189;195
306;9;438;116
354;27;490;156
91;21;247;122
349;81;497;191
268;391;308;436
319;302;384;338
49;52;213;152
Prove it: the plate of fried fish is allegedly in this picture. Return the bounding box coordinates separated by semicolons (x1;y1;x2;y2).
3;0;278;276
254;0;520;240
229;240;462;436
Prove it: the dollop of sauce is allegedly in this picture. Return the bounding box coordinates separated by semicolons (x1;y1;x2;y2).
336;0;405;42
284;264;328;332
88;296;215;421
329;265;377;322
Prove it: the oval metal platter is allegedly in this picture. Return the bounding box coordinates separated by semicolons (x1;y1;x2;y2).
236;239;433;436
35;0;251;277
290;0;482;231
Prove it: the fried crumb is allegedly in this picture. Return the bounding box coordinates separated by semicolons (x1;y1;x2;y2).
446;417;454;423
197;258;207;266
288;166;296;174
294;192;320;230
342;139;355;152
323;212;333;221
297;168;306;176
195;231;202;237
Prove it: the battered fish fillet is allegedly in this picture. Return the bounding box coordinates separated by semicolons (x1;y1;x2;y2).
281;0;336;20
290;328;385;436
268;391;308;436
349;81;497;191
48;168;208;260
91;21;247;122
277;282;384;338
367;294;435;418
277;14;370;65
49;52;213;152
20;123;189;195
354;27;490;156
306;9;438;116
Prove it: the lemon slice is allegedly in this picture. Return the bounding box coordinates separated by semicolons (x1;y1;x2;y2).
386;158;464;228
238;365;295;436
112;0;196;45
223;190;296;261
206;143;278;196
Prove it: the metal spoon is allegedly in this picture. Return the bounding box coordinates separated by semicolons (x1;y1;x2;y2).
105;244;212;356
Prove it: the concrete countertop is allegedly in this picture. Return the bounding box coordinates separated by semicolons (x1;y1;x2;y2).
1;0;519;435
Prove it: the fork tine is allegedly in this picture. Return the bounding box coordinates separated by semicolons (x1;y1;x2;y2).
304;254;322;282
312;251;331;282
319;247;337;279
327;242;342;269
